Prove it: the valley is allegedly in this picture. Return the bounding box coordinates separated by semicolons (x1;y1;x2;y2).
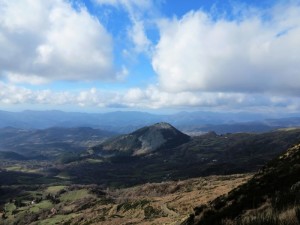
0;121;300;224
1;124;300;188
0;127;116;160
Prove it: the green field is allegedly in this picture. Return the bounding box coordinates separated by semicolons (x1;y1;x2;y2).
60;189;92;202
38;213;80;225
45;186;66;194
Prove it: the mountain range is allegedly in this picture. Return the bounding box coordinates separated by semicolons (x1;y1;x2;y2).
1;122;300;186
0;126;116;160
59;123;300;186
1;122;299;225
2;110;300;134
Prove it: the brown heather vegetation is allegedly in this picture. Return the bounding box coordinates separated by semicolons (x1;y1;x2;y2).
0;174;251;225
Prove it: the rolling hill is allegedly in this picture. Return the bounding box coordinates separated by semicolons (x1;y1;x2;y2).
60;125;300;187
0;127;116;160
2;123;300;188
1;122;300;224
0;151;27;160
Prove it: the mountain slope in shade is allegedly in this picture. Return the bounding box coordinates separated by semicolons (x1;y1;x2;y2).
182;142;300;225
91;122;190;156
0;151;27;160
0;127;117;160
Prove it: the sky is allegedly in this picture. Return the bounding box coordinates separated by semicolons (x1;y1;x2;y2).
0;0;300;113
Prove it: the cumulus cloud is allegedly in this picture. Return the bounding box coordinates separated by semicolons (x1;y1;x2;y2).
5;72;49;85
123;86;260;109
1;81;300;112
2;1;300;113
114;86;300;111
0;0;114;84
152;2;300;94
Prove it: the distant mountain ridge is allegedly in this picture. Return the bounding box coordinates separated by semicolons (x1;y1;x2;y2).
58;124;300;187
0;126;116;159
0;151;27;160
2;110;300;134
91;122;190;156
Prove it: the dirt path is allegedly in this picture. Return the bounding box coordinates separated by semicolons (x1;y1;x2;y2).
160;202;179;218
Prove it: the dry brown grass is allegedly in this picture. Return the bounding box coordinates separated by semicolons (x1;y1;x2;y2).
279;207;300;225
79;174;252;225
222;206;300;225
1;174;251;225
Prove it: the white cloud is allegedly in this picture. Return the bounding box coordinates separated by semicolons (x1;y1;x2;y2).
95;0;152;12
0;0;115;83
95;0;153;54
2;1;300;113
6;72;49;85
152;2;300;94
116;66;129;81
0;82;32;104
124;87;145;102
128;20;151;53
119;85;300;111
1;81;300;112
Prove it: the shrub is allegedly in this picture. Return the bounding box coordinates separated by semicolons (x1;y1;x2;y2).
272;190;300;212
236;213;280;225
296;206;300;223
144;205;161;219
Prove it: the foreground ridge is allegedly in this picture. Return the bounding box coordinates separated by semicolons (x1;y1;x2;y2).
182;143;300;225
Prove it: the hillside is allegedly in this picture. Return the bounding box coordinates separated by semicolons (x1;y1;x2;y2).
0;127;116;160
0;151;27;160
1;140;299;225
182;142;300;225
90;122;190;156
1;124;300;188
59;127;300;186
1;124;300;224
0;174;251;225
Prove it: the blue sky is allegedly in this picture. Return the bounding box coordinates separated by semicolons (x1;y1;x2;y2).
0;0;300;113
